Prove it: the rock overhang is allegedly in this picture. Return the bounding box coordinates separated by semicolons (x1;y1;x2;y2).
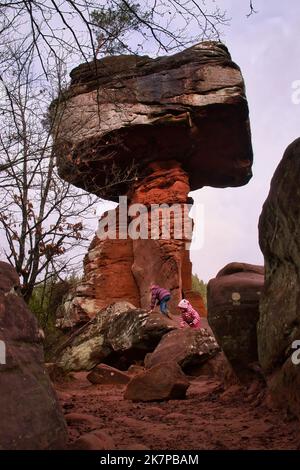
51;41;253;199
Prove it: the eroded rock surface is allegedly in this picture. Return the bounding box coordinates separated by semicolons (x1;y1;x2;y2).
258;138;300;418
124;362;190;402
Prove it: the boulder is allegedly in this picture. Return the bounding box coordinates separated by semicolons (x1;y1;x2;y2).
87;364;131;385
70;431;116;450
258;138;300;418
56;209;140;330
127;364;145;375
207;262;264;381
45;362;69;383
51;41;252;328
56;302;176;371
194;351;239;383
124;362;190;401
144;328;219;375
0;261;67;450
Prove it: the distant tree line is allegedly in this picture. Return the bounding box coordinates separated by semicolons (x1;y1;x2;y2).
192;273;207;306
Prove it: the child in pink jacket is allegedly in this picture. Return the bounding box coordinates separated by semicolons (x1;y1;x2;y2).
178;299;201;329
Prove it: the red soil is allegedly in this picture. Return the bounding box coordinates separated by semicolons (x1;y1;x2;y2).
56;372;300;450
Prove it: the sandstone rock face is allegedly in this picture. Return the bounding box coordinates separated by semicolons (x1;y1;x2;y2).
51;42;252;326
56;209;140;329
207;262;264;381
124;362;190;402
0;262;67;450
258;138;300;417
56;302;176;371
144;328;219;374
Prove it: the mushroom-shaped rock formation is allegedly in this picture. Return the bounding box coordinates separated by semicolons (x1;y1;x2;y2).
258;138;300;419
51;42;253;326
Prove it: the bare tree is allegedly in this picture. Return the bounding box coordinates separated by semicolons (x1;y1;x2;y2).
0;47;99;301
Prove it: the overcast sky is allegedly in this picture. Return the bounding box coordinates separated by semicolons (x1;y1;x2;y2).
188;0;300;281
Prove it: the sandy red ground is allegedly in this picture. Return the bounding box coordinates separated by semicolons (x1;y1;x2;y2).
56;371;300;450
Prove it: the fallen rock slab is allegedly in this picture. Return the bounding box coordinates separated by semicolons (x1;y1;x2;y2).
127;364;145;375
0;261;67;450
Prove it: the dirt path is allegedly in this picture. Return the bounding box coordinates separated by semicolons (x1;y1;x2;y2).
56;372;300;450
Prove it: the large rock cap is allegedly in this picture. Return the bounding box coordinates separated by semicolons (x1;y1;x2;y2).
258;138;300;418
51;41;253;198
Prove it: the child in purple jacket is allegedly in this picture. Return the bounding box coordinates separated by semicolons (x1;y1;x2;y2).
148;284;171;318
